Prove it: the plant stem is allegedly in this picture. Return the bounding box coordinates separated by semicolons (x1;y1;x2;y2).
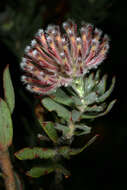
0;149;16;190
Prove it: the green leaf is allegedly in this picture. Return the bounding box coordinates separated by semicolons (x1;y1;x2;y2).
42;98;71;121
75;124;91;136
26;166;55;178
0;98;13;150
70;135;98;155
96;74;107;95
84;103;106;113
41;122;58;143
81;99;116;119
71;96;82;106
84;92;97;105
94;69;101;81
96;77;116;103
71;110;81;122
3;65;15;113
49;88;73;106
15;147;56;160
55;123;70;136
84;73;96;95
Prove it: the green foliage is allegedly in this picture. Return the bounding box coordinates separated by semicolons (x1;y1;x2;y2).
26;166;55;178
70;135;98;155
26;163;71;178
3;65;15;114
15;147;57;160
0;99;13;150
41;122;59;143
74;124;91;136
16;69;116;182
42;97;71;121
81;99;116;119
49;88;73;106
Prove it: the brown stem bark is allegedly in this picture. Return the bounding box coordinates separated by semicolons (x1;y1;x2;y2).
0;150;16;190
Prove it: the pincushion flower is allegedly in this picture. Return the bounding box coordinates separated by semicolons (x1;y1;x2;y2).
20;20;109;94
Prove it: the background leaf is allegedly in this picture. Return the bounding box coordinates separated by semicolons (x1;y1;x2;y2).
3;65;15;114
0;98;13;150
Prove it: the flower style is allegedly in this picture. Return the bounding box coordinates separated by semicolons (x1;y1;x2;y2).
20;20;109;94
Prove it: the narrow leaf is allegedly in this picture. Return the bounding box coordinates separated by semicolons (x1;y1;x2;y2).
55;123;70;136
15;147;56;160
84;103;106;113
84;73;95;95
41;122;58;143
0;98;13;150
70;135;98;155
84;92;97;105
94;69;101;81
75;124;91;136
26;166;54;178
96;74;107;95
72;110;81;122
96;77;116;103
3;65;15;113
81;99;116;119
50;88;73;106
42;98;71;121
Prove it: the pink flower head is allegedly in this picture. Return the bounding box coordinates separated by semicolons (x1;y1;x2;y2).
20;20;109;94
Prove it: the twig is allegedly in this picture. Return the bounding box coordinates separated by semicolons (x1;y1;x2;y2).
0;149;16;190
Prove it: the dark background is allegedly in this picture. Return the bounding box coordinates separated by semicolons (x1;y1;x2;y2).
0;0;127;189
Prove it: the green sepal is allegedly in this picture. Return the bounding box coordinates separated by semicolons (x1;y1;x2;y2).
42;98;71;121
26;166;55;178
0;98;13;150
15;147;56;160
41;122;59;143
70;135;98;156
96;77;116;103
49;88;73;106
3;65;15;114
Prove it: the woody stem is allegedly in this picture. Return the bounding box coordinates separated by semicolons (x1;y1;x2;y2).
0;149;16;190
